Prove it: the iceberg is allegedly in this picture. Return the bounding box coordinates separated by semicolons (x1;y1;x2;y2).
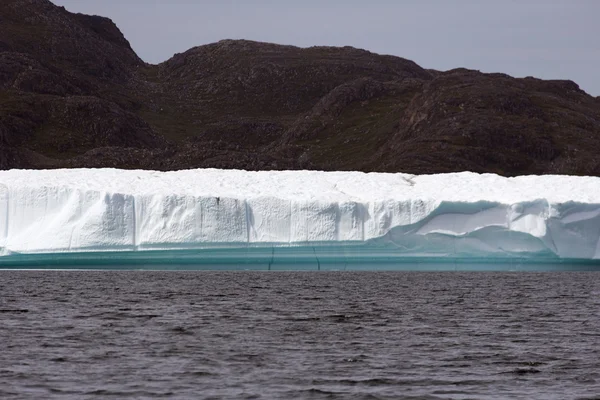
1;168;600;269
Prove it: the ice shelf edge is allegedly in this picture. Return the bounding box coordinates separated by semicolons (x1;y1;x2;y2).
2;169;600;262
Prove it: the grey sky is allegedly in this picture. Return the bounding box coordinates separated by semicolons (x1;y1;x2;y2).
53;0;599;95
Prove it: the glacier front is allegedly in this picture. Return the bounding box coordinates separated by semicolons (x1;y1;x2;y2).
1;168;600;269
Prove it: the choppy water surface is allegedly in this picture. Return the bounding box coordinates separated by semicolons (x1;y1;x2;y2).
1;271;600;399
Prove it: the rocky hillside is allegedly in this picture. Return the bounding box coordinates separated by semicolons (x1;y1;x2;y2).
1;0;599;175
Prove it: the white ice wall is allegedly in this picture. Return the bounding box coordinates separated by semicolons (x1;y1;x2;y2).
0;168;599;259
0;184;8;256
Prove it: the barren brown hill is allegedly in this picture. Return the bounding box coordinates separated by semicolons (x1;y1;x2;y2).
1;0;599;175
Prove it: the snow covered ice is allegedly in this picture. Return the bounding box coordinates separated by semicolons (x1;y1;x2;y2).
1;168;600;268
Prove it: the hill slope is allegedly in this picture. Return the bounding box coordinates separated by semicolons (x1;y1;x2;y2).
1;0;599;175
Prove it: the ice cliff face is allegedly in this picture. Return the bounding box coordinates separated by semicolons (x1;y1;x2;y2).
1;169;599;260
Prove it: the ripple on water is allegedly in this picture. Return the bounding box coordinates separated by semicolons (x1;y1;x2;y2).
1;271;600;399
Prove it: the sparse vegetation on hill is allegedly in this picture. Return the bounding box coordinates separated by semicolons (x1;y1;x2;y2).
1;0;599;175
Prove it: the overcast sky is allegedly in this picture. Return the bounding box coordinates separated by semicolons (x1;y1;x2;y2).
53;0;599;95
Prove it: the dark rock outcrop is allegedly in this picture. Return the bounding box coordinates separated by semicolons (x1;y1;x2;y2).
1;0;600;175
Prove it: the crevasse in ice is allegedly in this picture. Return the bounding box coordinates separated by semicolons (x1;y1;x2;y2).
1;168;600;263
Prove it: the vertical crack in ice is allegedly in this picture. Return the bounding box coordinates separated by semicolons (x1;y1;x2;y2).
66;189;79;252
335;203;340;242
288;199;292;244
131;195;137;250
3;184;8;241
244;200;250;245
1;184;8;255
67;226;74;252
268;247;274;271
199;197;203;243
594;233;600;260
361;203;365;242
543;221;559;257
312;246;321;271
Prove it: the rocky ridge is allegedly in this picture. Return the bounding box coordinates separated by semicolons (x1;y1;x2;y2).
1;0;599;175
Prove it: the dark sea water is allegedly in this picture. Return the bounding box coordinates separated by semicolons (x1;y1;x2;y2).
1;271;600;399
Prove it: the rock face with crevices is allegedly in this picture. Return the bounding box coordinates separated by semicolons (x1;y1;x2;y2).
1;0;600;175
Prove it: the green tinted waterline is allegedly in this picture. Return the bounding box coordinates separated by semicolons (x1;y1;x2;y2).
0;246;598;271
